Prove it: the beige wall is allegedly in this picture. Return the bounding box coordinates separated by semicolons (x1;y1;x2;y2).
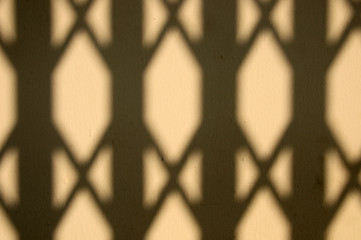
0;0;361;239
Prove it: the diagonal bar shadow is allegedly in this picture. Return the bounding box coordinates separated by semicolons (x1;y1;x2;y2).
0;0;360;239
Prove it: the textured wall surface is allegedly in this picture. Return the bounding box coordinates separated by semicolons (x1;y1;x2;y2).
0;0;361;239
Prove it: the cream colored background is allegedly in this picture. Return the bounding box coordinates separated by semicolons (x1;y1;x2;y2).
0;0;361;239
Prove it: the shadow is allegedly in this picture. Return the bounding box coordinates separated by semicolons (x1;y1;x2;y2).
0;0;360;239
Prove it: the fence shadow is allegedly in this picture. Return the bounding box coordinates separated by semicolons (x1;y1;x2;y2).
0;0;360;239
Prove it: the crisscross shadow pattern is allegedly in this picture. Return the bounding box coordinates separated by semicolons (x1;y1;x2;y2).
0;0;360;239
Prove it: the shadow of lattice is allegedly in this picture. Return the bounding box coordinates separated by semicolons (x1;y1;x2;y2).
0;0;360;239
